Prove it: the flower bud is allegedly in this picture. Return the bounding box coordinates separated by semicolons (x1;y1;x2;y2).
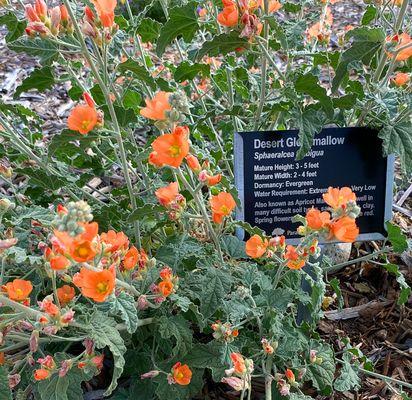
141;370;160;379
0;198;15;212
49;6;61;34
29;330;39;352
137;295;149;310
0;164;12;179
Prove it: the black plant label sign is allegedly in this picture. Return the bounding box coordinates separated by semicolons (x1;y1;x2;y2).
234;127;394;243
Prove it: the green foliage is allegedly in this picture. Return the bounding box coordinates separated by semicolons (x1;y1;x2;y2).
383;263;411;305
0;367;12;400
0;12;26;42
14;67;55;98
105;292;140;334
296;107;325;160
86;312;127;396
379;123;412;174
334;353;361;392
386;222;408;253
305;342;335;395
8;37;58;65
174;62;210;83
158;315;193;357
156;2;200;56
332;27;385;92
195;32;250;60
137;18;162;43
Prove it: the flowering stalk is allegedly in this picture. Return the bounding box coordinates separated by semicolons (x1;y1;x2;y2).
61;0;142;249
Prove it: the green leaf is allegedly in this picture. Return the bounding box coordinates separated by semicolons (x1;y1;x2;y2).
329;277;343;309
155;235;205;269
174;61;210;83
220;235;246;259
136;18;161;43
157;2;199;56
0;367;12;400
296;107;325;160
361;5;377;25
158;315;193;357
14;67;55;98
48;129;99;160
128;204;164;222
8;37;58;65
295;73;334;118
182;342;221;368
378;123;412;174
16;167;68;190
332;27;384;92
0;12;26;42
200;268;232;318
305;342;335;395
332;94;357;110
118;59;156;89
194;31;250;61
334;353;361;392
122;90;142;110
86;312;126;396
383;263;411;305
386;222;408;253
108;292;139;334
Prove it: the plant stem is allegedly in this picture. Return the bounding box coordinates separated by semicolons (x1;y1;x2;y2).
0;294;44;320
62;0;142;249
265;356;273;400
176;168;224;263
254;0;269;130
324;247;391;273
51;271;61;308
359;367;412;390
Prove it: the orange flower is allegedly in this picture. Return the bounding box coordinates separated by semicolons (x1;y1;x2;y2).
140;91;171;120
73;265;115;302
41;298;59;316
284;245;305;270
210;192;236;223
245;235;268;258
54;222;99;263
57;285;75;306
92;0;116;27
267;0;282;12
50;255;70;271
158;280;174;297
186;154;201;172
34;369;50;381
306;208;331;230
217;5;239;27
392;72;410;87
67;104;98;135
307;7;333;42
230;353;246;374
387;33;412;62
285;368;295;382
150;126;190;168
323;187;356;210
123;246;143;270
172;362;192;386
155;182;179;206
330;216;359;243
4;279;33;302
205;173;222;187
100;230;129;253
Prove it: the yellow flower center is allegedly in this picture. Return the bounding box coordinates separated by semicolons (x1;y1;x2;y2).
176;372;184;379
81;120;91;130
15;288;23;297
169;145;181;158
220;205;229;214
77;245;90;257
96;282;108;293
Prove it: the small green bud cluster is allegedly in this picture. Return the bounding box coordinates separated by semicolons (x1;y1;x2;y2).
53;201;93;236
